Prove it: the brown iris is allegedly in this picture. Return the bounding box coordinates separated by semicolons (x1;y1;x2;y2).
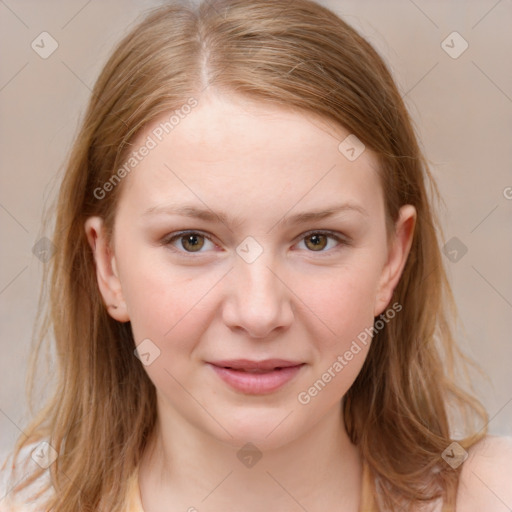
304;233;328;251
181;234;205;252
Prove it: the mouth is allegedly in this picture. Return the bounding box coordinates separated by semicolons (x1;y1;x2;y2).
209;358;304;371
207;359;305;394
223;368;288;373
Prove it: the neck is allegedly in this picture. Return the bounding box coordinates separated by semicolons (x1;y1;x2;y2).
138;398;362;512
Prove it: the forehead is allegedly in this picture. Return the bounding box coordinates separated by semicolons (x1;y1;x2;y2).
117;91;384;221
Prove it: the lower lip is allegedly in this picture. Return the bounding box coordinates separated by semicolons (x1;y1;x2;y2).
208;364;304;394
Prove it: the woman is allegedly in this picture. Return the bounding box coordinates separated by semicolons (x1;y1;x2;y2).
2;0;511;510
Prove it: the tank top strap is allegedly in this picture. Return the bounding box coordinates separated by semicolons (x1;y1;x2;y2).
359;458;376;512
126;463;145;511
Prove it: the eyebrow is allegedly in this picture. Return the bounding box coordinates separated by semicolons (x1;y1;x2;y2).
142;202;368;228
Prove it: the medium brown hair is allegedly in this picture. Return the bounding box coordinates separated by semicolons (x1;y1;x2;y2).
4;0;487;510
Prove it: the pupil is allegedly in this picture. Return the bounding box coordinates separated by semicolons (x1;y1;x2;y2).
308;234;326;251
183;234;204;252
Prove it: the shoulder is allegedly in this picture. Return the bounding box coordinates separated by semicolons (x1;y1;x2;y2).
456;435;512;512
0;441;53;512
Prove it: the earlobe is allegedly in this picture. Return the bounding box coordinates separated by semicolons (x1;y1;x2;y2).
84;216;130;322
373;205;416;317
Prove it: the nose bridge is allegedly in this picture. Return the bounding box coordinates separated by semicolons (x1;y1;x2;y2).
239;251;279;299
235;234;277;287
223;240;293;337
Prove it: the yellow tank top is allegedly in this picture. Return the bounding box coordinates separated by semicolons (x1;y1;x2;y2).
125;459;375;511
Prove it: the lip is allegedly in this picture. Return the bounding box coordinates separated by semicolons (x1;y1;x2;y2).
207;359;305;394
210;358;303;371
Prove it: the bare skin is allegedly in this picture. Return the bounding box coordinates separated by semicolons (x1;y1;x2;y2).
86;90;512;512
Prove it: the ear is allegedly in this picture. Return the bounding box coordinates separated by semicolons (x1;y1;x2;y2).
84;216;130;322
373;205;416;317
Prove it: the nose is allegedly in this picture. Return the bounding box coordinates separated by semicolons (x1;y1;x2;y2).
221;251;294;339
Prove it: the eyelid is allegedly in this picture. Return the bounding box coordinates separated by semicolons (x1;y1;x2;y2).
161;230;218;254
161;229;350;255
296;229;350;244
293;229;351;255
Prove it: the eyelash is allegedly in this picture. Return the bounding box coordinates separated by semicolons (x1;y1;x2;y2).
161;230;350;256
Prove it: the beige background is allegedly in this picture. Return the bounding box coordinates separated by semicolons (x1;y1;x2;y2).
1;0;511;457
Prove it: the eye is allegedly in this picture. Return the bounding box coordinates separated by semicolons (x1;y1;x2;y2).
163;231;217;254
295;230;348;253
161;229;349;256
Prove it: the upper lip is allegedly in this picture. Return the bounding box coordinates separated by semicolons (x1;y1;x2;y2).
209;359;304;371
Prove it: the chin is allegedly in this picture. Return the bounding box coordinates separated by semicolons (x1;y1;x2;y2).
207;412;304;452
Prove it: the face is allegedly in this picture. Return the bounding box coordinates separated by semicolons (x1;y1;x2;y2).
85;91;415;450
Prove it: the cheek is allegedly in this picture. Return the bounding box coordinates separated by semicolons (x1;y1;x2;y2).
293;258;381;341
291;257;381;397
116;245;218;347
293;270;377;407
119;256;218;394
